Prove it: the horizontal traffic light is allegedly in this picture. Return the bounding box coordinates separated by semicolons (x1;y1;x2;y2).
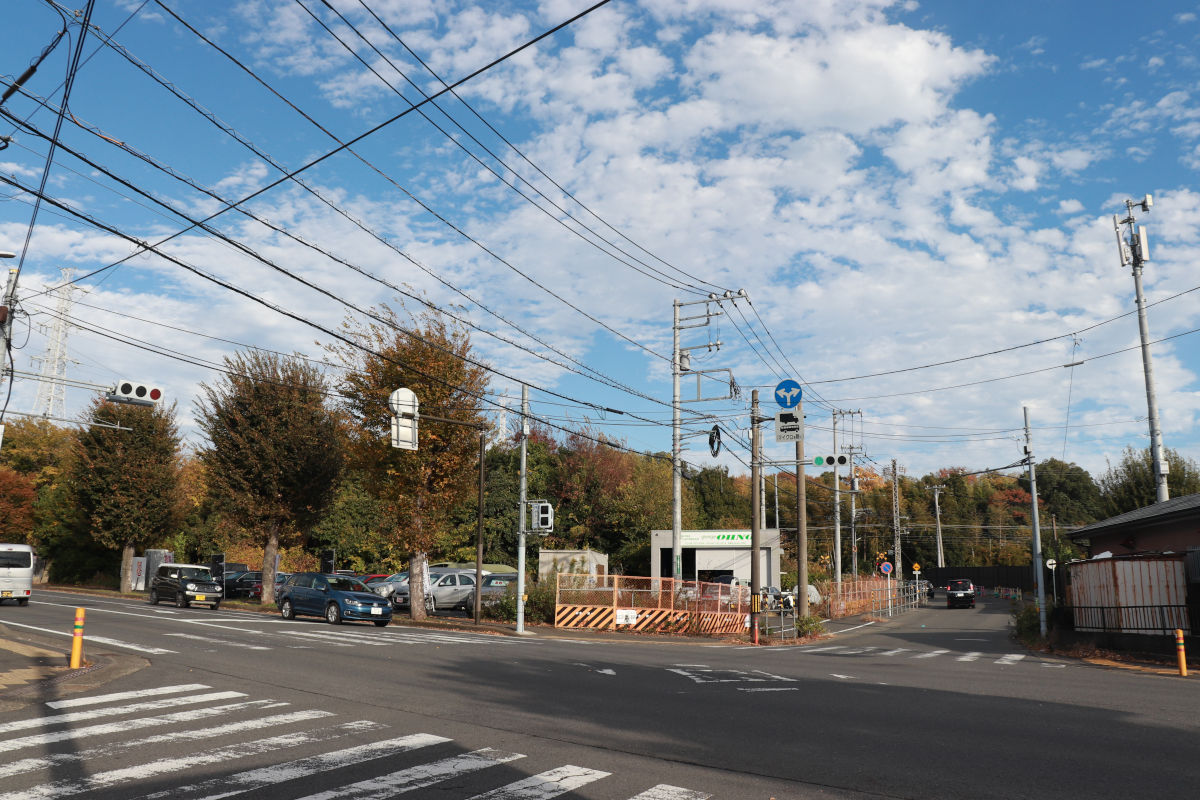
107;381;162;406
813;454;849;467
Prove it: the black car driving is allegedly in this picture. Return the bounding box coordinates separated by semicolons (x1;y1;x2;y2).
946;578;976;608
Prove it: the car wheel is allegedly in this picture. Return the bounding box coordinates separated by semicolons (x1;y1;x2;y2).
17;598;28;606
211;602;220;611
175;591;189;608
149;588;159;605
373;619;389;627
280;598;295;619
325;603;342;624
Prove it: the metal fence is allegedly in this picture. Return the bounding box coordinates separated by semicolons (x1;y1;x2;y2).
1072;605;1191;635
869;580;924;618
554;574;751;634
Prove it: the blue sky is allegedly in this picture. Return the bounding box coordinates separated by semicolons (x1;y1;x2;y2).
3;0;1200;486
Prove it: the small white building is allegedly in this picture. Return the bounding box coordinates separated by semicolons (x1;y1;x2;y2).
538;549;609;582
649;529;782;587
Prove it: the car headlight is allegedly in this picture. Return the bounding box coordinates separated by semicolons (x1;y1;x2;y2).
186;582;197;591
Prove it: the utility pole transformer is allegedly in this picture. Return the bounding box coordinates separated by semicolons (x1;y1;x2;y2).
1113;194;1169;503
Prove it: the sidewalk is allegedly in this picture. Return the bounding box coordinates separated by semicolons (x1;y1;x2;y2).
0;621;147;711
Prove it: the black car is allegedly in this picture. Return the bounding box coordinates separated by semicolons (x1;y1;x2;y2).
149;563;223;609
946;578;976;609
225;571;263;600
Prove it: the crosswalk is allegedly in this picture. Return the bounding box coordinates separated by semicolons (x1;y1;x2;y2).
745;643;1036;666
0;683;711;799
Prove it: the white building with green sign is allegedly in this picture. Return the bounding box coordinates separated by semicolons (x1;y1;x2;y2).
649;529;782;587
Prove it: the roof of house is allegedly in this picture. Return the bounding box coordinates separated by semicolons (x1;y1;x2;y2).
1070;492;1200;539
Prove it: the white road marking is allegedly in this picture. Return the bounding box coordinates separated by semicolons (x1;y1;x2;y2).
913;649;949;659
955;637;987;641
737;687;799;692
0;691;247;739
46;684;210;709
837;647;879;655
138;733;449;800
0;709;341;780
0;620;177;654
465;764;610;799
294;748;525;800
0;700;275;757
957;652;982;662
668;667;796;684
830;674;856;680
1042;663;1067;669
163;633;272;650
879;648;909;656
828;621;876;634
996;654;1026;665
797;645;845;653
0;722;378;800
629;786;711;800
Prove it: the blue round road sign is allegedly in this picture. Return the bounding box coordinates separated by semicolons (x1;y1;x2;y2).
879;561;893;575
774;379;802;409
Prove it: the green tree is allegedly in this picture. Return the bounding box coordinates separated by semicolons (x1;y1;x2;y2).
72;399;182;592
1098;446;1200;517
196;351;344;603
331;304;489;620
1018;458;1102;526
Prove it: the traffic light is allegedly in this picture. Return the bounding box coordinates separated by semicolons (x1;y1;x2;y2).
107;380;162;406
388;388;418;450
531;501;554;532
813;454;849;467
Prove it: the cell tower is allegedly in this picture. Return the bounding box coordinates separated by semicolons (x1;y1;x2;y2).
29;268;86;419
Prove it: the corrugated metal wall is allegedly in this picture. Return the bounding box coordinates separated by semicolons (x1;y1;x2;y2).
1068;555;1189;634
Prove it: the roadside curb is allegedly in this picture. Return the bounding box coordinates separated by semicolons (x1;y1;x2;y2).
0;621;149;710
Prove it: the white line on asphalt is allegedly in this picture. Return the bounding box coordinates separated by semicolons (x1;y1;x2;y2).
1042;663;1067;669
828;621;876;635
737;687;799;692
293;748;526;800
137;733;450;800
879;648;909;656
955;637;987;641
46;684;211;709
0;709;342;780
0;620;178;654
464;764;610;799
628;786;712;800
837;647;879;655
956;652;982;662
797;646;845;653
163;633;272;650
0;692;247;739
913;650;949;659
996;654;1026;665
830;674;856;680
0;721;382;800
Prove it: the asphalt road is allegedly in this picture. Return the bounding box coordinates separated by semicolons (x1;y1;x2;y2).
1;589;1196;799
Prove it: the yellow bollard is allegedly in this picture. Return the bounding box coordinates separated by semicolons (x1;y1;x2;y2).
69;607;86;669
1176;629;1188;677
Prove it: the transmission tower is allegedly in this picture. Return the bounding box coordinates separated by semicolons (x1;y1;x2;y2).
29;268;86;419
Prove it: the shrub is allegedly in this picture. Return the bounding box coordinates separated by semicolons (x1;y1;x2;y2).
1013;603;1043;644
795;615;825;639
481;578;555;624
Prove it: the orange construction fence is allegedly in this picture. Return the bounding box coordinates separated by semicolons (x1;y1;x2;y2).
555;574;751;635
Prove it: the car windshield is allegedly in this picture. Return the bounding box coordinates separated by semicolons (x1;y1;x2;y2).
948;580;972;591
327;576;368;592
180;567;212;580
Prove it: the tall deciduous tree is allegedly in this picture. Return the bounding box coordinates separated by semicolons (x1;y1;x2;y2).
73;399;182;592
1098;446;1200;517
197;351;343;603
331;304;488;620
0;467;36;540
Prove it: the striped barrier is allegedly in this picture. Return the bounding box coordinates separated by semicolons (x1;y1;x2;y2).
554;603;748;635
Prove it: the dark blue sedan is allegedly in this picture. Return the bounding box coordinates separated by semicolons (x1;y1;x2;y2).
277;572;392;626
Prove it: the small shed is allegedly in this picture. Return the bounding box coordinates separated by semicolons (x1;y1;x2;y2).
538;549;608;582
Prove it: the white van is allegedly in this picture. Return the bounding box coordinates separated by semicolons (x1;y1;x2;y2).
0;543;35;606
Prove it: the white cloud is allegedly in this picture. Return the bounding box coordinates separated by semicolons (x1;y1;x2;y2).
1057;199;1085;214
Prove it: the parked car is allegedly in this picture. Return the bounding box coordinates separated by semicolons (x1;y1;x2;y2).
469;572;519;608
946;578;976;609
392;569;478;612
372;572;410;599
277;572;392;626
150;564;223;609
225;571;263;600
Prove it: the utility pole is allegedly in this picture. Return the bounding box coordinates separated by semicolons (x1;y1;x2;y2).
516;385;529;635
1113;194;1169;503
795;401;808;618
1024;406;1048;637
671;296;725;581
832;411;841;585
891;459;902;579
750;389;763;642
773;473;779;532
930;484;947;568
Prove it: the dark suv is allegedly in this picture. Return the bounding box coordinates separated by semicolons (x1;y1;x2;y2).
946;578;976;609
149;564;223;609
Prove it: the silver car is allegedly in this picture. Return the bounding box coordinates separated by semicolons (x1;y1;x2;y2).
392;569;478;612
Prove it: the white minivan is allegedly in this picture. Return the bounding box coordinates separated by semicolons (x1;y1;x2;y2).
0;543;35;606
